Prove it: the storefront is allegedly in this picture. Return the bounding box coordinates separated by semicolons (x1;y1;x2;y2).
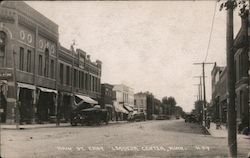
113;101;128;121
36;87;57;123
59;92;72;122
104;104;114;121
17;83;36;124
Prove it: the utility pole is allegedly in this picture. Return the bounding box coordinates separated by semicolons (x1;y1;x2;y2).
194;63;214;127
194;75;206;101
226;0;237;156
193;84;201;100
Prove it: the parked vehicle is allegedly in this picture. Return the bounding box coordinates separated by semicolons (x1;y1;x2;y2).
128;112;146;122
184;114;197;123
175;115;180;119
70;106;108;126
156;115;170;120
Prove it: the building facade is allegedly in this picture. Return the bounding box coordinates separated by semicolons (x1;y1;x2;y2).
0;1;101;124
112;84;134;120
211;64;227;123
100;83;114;121
233;11;249;128
210;11;250;129
134;92;155;120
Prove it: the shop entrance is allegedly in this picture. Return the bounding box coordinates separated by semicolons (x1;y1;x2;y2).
19;88;33;124
61;95;72;122
37;91;55;123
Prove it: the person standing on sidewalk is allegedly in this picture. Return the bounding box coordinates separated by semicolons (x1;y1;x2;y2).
207;117;211;129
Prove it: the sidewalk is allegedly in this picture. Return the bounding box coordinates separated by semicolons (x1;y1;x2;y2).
206;122;250;139
0;120;129;130
0;123;70;130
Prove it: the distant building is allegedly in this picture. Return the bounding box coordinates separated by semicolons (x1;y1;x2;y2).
112;84;134;121
211;64;227;123
134;92;155;120
0;1;102;124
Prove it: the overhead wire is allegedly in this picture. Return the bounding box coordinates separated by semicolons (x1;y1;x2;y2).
204;1;218;62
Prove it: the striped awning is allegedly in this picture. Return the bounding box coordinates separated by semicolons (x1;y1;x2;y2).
75;94;98;104
113;102;128;114
38;87;57;94
18;83;36;90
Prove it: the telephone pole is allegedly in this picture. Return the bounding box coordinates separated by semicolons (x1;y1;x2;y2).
194;62;214;126
226;0;237;157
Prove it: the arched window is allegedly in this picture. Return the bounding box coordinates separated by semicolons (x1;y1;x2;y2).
44;48;49;77
0;31;6;67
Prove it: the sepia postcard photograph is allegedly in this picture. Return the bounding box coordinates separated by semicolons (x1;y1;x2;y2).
0;0;249;157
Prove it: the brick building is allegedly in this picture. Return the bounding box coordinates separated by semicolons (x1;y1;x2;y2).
0;1;101;124
210;11;250;129
211;64;227;123
233;11;249;128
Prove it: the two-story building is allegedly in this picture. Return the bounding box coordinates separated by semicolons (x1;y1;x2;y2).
112;84;134;121
134;92;155;120
211;64;227;123
233;10;249;128
0;1;102;124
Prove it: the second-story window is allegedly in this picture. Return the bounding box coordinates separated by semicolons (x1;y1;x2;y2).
66;65;70;85
27;50;32;72
44;48;49;77
73;69;77;87
19;47;24;71
50;59;54;79
0;31;6;67
60;63;64;85
38;55;43;76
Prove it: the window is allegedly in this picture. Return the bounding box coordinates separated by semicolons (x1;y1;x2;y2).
19;47;24;71
44;49;49;77
73;69;77;87
60;63;64;84
85;73;88;90
83;72;85;89
50;60;54;79
79;71;82;88
27;50;32;72
66;66;70;85
38;55;43;75
0;31;6;67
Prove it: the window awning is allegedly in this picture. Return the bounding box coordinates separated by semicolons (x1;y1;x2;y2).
75;94;98;104
124;105;133;112
18;83;36;90
38;87;57;94
113;102;128;114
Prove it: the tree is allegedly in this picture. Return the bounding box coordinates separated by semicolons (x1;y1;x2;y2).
161;96;177;115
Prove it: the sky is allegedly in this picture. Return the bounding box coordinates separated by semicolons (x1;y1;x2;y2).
26;1;241;112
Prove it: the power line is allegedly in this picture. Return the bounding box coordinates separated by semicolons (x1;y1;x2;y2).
204;1;217;62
